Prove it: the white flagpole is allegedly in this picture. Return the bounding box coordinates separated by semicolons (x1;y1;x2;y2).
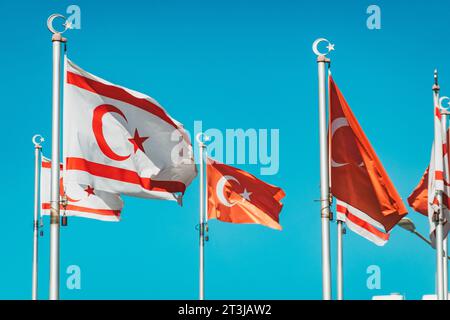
196;133;209;300
47;14;68;300
313;38;333;300
444;238;448;299
32;135;44;300
337;221;344;300
441;100;449;300
433;69;445;300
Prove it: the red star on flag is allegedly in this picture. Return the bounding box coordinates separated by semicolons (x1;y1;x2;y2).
85;185;95;197
128;129;149;154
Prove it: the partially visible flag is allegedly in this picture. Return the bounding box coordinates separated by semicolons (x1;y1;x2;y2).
408;111;450;245
40;157;123;222
63;58;197;202
329;74;408;246
206;159;285;230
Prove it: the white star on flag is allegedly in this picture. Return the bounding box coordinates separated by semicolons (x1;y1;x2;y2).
240;189;252;201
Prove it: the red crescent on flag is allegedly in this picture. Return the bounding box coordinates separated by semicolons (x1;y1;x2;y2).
92;104;131;161
59;177;80;203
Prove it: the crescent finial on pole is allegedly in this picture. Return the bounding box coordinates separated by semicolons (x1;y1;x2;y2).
47;14;69;35
196;133;211;147
32;134;44;148
312;38;335;57
439;96;450;115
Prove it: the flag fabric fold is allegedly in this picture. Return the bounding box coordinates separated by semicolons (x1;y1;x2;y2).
206;159;285;230
63;57;197;202
329;74;408;246
40;157;123;222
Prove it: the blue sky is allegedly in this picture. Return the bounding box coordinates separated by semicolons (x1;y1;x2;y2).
1;0;449;300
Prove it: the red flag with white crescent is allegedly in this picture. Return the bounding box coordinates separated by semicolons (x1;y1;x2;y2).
206;159;285;230
63;58;197;202
329;74;408;246
40;157;123;222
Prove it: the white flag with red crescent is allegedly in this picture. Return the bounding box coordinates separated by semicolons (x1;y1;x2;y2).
63;58;197;201
40;157;123;222
408;109;450;246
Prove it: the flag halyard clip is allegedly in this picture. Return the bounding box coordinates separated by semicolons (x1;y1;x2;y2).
39;217;44;237
60;193;68;227
205;224;209;242
195;223;210;242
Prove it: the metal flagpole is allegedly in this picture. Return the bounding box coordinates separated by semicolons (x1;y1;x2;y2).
433;69;445;300
337;221;344;300
196;133;209;300
441;97;450;300
47;14;68;300
444;238;448;299
32;135;44;300
313;38;334;300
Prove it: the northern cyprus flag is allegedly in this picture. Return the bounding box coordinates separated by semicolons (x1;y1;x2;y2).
40;157;123;222
63;58;197;202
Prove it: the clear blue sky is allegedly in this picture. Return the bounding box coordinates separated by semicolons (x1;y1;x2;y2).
1;0;449;300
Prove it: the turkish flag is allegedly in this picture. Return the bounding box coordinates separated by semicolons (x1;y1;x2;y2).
329;75;407;245
207;159;285;230
63;58;197;202
40;157;123;222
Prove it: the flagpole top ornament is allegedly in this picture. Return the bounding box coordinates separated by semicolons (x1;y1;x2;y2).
32;134;44;148
439;96;450;111
313;38;335;58
433;69;440;91
196;133;211;147
47;14;70;35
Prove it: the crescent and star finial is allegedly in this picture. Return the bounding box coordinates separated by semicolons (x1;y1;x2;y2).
196;133;211;147
47;14;70;35
312;38;335;57
439;96;450;115
32;134;44;148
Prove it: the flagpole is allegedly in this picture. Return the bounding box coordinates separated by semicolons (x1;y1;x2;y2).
196;133;209;300
32;135;44;300
433;69;445;300
337;220;344;300
313;38;334;300
441;100;449;300
47;14;68;300
444;238;448;299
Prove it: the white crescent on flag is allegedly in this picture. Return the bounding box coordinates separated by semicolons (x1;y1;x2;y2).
63;57;197;201
216;175;240;207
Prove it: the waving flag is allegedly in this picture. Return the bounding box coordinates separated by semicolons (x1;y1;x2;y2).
329;74;408;246
63;58;196;202
408;112;450;245
40;157;123;222
207;159;285;230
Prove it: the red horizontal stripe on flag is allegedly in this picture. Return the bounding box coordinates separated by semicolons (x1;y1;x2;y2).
337;204;389;241
42;161;63;169
67;72;179;130
336;204;347;214
435;170;444;181
65;157;186;194
42;203;120;217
